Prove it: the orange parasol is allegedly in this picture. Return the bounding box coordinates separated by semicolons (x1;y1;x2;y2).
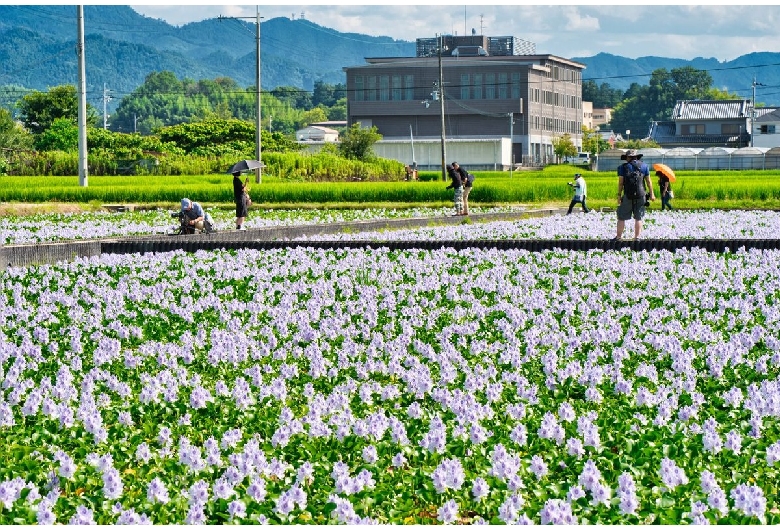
653;163;676;182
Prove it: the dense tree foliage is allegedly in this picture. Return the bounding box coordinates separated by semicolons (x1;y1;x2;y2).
17;85;98;135
582;80;624;109
552;134;578;162
609;67;740;139
0;108;33;150
338;123;382;161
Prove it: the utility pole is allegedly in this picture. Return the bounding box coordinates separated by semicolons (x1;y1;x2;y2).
751;77;765;148
77;5;88;187
103;83;112;130
509;112;514;179
437;33;447;182
219;10;263;183
254;6;262;184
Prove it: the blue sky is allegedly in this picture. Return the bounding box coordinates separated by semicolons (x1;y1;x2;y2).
129;3;780;62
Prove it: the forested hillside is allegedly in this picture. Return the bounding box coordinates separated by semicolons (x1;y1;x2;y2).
0;4;778;115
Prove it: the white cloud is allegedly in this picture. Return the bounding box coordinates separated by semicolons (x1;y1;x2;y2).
128;4;780;61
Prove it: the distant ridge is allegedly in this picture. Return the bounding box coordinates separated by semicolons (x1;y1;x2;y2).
0;6;776;109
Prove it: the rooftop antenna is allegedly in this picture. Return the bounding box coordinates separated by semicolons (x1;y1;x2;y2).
480;14;485;35
300;11;305;20
464;6;467;37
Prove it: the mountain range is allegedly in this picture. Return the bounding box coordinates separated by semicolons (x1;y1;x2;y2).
0;5;777;114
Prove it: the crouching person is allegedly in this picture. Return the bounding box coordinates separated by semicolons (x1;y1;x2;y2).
180;198;215;234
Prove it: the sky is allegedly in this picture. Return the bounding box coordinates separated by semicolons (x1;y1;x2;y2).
128;3;780;62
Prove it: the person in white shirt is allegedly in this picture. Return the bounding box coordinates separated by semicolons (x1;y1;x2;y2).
566;173;590;214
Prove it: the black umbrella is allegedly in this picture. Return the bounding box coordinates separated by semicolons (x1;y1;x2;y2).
228;160;265;174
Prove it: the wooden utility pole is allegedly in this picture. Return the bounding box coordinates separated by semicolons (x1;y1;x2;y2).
77;5;88;187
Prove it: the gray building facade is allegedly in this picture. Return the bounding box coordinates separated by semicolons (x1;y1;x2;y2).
344;52;586;166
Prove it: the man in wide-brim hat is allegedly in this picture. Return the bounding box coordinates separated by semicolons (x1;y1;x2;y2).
614;149;655;240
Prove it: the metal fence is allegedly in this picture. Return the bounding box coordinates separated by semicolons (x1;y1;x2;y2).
595;148;780;172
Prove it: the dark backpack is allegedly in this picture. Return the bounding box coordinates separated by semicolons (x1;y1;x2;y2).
622;162;646;200
465;173;475;186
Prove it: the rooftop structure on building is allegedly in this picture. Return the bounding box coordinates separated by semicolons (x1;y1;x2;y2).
416;35;536;58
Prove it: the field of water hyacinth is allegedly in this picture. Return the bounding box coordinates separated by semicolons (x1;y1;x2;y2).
1;210;780;524
3;208;780;245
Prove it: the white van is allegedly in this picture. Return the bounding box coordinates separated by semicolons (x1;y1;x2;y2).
564;153;590;165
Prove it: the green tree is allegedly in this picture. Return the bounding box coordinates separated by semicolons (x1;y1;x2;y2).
298;107;329;129
34;117;78;151
552;133;578;162
611;67;715;139
0;108;33;150
17;84;97;135
270;86;312;110
338;123;382;161
328;98;347;121
580;125;607;157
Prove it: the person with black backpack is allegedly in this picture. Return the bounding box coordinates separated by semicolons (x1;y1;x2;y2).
614;149;655;240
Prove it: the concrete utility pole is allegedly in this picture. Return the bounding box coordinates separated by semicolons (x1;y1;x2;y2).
219;10;263;183
438;34;447;182
103;83;111;130
77;5;88;187
751;77;765;148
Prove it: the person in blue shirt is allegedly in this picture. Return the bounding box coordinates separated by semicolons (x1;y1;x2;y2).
180;198;214;233
614;149;655;240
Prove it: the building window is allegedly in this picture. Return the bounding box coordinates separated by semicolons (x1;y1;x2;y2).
761;124;777;134
379;76;390;101
355;76;364;102
511;72;520;99
486;73;495;99
721;124;741;135
681;124;705;135
473;74;483;100
498;72;508;99
392;75;402;101
405;75;414;101
367;76;376;101
461;74;470;99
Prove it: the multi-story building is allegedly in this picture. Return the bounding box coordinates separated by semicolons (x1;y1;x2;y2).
343;35;586;167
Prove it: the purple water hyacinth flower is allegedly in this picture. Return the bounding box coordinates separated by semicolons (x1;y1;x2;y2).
228;500;246;520
69;504;96;525
247;477;267;502
766;440;780;466
188;480;210;507
212;477;236;500
430;457;465;494
472;477;490;500
57;454;77;480
567;485;586;503
724;429;742;454
185;504;207;525
146;477;169;504
529;455;548;480
539;498;576;525
437;499;459;524
659;458;688;490
509;424;528;446
498;494;524;524
362;445;378;464
135;442;152;464
329;494;358;524
731;483;767;522
36;499;57;525
392;452;407;468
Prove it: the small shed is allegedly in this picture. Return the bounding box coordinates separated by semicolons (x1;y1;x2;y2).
295;125;340;142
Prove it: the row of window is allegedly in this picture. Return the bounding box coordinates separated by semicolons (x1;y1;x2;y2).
530;115;581;135
681;124;744;135
352;72;581;107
